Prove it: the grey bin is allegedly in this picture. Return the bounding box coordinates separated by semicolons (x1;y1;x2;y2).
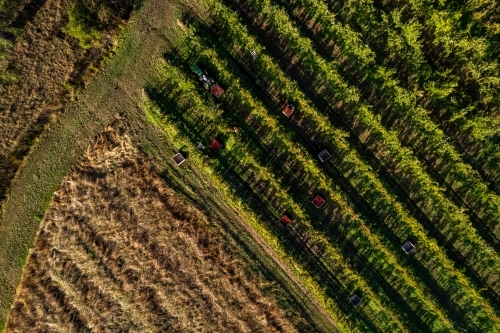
402;241;416;254
349;294;362;307
318;149;331;162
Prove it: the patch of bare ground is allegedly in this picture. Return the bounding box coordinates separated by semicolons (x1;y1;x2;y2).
6;127;298;333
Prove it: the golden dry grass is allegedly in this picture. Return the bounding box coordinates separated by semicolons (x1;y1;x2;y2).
6;127;298;333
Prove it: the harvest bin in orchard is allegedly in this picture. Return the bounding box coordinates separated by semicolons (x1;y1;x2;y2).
209;139;223;151
210;84;225;98
311;195;325;208
349;294;362;307
173;153;186;166
282;103;295;117
402;241;416;254
318;149;331;162
279;215;291;227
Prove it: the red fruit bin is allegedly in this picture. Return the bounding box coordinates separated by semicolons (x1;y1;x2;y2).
279;215;291;227
209;139;222;151
211;84;225;98
311;195;325;208
282;104;295;117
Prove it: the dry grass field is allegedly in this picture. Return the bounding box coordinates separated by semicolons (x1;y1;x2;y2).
6;127;300;332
